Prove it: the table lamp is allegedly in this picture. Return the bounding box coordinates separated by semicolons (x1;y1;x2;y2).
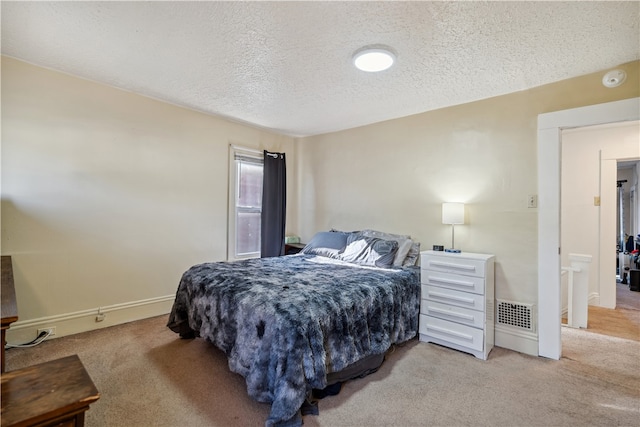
442;202;464;253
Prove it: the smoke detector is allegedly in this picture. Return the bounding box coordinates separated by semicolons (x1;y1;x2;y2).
602;69;627;88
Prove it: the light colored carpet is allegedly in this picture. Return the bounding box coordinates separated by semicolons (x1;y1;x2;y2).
4;315;639;427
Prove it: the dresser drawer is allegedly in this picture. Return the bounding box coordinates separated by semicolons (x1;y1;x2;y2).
421;284;485;311
419;314;484;352
422;255;486;278
421;300;484;328
421;270;485;294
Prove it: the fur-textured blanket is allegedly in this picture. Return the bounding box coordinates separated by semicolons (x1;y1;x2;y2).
167;255;420;426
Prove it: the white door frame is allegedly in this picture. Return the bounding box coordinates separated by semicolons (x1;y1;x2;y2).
599;155;618;309
537;97;640;360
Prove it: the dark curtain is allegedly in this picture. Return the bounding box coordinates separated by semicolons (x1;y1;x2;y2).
261;150;286;257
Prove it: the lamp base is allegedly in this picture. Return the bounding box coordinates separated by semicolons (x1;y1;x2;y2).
445;248;461;253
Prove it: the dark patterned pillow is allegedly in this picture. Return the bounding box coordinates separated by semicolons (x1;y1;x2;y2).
339;234;399;268
301;231;350;258
360;229;413;267
403;242;421;266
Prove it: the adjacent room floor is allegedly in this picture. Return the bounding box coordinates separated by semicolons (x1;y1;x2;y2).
563;281;639;341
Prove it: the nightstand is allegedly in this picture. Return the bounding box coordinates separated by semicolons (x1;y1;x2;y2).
1;354;100;426
419;250;495;360
1;256;18;373
284;243;305;255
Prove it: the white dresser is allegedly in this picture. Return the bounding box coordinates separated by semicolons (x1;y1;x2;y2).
419;250;495;360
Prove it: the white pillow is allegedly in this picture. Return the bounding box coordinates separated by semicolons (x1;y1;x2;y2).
393;238;414;267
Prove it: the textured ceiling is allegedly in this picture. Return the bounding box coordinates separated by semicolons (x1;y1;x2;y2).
1;1;639;137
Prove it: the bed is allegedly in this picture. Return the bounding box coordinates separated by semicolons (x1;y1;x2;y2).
167;230;421;426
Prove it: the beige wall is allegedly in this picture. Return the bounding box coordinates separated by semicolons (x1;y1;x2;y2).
295;61;639;311
1;57;295;339
2;54;638;347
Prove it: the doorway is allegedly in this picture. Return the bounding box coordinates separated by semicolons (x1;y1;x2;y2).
537;97;640;360
560;124;639;312
616;161;639;285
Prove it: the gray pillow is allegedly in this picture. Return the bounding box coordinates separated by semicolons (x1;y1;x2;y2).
361;229;413;267
301;231;350;258
339;234;399;268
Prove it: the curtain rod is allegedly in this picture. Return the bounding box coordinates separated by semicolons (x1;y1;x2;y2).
230;144;261;154
230;145;284;159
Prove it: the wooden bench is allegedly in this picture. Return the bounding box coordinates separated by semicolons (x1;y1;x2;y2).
1;354;100;427
1;255;18;373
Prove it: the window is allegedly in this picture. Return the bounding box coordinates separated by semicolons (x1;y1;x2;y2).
229;147;263;259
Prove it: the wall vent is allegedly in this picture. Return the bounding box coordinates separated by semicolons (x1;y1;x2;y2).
496;300;535;333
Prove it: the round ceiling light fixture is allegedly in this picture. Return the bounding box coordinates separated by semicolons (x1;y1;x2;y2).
353;46;396;72
602;69;627;88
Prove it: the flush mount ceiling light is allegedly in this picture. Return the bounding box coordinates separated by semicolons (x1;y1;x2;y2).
353;46;396;72
602;69;627;88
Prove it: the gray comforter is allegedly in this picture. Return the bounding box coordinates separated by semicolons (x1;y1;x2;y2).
167;254;420;426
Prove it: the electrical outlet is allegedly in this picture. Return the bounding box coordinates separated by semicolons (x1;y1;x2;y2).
527;194;538;208
37;327;56;337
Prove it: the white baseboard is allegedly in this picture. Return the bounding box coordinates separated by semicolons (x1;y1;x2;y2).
4;295;540;358
561;292;602;316
495;324;539;357
5;295;175;345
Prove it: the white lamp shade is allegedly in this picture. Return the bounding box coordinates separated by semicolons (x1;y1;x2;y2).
442;202;465;225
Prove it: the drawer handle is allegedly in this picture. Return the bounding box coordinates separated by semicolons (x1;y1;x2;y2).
428;276;475;288
429;261;476;272
427;290;476;305
428;306;475;321
426;325;474;341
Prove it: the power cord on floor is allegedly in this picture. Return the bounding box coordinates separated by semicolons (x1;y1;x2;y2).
5;330;51;349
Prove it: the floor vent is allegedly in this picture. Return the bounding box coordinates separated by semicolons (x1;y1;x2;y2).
496;300;535;332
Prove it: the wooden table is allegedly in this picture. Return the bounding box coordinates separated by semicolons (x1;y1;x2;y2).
1;354;100;427
1;256;18;373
